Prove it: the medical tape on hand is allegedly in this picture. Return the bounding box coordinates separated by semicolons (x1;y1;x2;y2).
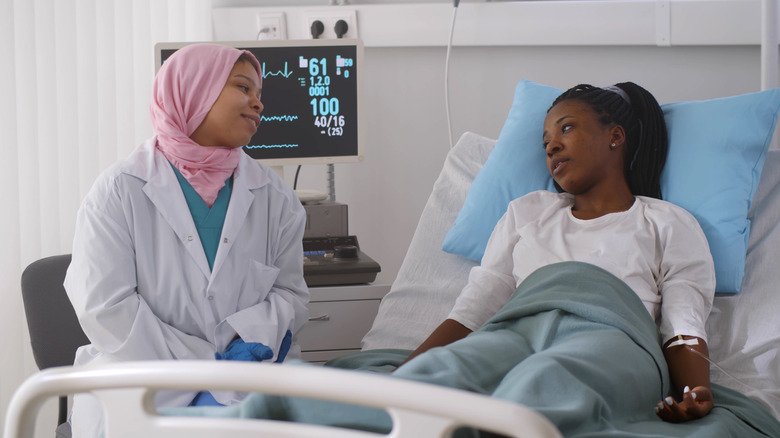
665;335;699;349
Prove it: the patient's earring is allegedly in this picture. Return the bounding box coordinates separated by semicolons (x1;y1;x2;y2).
610;142;618;150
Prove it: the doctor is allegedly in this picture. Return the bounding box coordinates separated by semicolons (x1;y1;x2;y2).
64;43;309;437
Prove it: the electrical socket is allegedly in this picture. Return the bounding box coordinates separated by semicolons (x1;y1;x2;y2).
304;9;358;40
256;12;287;40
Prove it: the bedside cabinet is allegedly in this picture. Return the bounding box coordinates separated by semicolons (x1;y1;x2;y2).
298;283;390;364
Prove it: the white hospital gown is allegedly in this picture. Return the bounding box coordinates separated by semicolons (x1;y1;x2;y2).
448;190;716;344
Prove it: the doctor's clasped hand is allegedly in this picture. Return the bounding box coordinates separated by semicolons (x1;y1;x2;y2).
216;330;293;363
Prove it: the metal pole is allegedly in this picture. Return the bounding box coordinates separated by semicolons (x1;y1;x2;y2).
327;163;336;201
762;0;779;90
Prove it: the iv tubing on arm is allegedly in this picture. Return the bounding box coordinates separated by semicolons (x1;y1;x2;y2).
656;335;714;422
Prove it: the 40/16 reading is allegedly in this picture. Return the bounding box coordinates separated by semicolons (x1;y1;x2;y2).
314;115;345;128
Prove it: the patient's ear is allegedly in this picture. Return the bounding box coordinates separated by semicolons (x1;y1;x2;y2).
610;125;627;148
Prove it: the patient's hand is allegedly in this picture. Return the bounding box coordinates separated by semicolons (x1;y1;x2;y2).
654;385;713;422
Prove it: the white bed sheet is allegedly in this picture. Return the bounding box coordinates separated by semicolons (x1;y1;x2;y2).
362;132;488;352
362;131;780;420
707;146;780;417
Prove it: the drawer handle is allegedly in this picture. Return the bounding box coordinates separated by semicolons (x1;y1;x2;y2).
309;314;331;322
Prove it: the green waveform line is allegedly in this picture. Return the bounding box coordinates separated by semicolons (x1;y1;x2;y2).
245;144;299;149
262;62;292;78
261;115;299;122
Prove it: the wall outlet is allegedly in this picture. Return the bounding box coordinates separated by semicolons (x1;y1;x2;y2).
305;9;358;40
256;12;287;40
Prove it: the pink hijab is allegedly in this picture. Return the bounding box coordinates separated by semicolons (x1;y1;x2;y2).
150;43;261;207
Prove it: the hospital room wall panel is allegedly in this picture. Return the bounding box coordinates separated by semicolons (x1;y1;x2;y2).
213;1;768;47
221;1;769;288
291;43;760;287
329;47;454;285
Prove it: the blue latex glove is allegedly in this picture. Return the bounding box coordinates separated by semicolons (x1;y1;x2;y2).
275;330;293;363
215;338;273;362
189;391;224;406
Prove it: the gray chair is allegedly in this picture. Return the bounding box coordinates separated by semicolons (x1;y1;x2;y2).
21;254;89;436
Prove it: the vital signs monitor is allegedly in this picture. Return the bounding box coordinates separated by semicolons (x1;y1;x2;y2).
154;39;365;167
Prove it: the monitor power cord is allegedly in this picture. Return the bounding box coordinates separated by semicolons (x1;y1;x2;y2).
444;1;459;149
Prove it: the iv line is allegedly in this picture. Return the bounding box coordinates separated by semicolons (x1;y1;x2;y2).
684;345;779;402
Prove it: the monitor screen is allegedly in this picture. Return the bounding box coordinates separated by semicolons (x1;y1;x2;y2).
154;39;364;166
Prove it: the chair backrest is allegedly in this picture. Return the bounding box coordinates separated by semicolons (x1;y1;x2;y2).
21;254;89;370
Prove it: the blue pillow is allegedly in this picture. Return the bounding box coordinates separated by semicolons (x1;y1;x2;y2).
442;79;780;293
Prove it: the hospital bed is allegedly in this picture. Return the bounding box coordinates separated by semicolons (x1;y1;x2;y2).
359;130;780;428
5;119;780;437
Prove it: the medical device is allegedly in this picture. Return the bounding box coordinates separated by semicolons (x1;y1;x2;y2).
155;39;378;286
300;201;380;286
154;39;365;171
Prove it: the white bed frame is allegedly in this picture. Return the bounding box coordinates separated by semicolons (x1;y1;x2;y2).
3;361;562;438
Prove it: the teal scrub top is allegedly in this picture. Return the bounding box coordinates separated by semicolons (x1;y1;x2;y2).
171;165;232;271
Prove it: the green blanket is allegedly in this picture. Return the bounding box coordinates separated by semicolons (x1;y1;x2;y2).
168;262;780;437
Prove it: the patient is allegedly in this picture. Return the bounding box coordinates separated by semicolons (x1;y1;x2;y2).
402;82;715;423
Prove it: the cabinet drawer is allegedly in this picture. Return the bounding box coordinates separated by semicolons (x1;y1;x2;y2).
298;300;380;352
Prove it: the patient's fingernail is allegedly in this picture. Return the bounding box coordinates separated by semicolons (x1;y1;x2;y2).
691;392;697;400
665;396;674;406
683;386;690;394
654;406;660;413
657;402;665;410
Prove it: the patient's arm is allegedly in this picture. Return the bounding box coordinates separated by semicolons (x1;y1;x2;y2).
656;335;714;422
399;319;472;366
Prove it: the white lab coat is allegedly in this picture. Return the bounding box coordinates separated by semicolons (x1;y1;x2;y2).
64;137;309;437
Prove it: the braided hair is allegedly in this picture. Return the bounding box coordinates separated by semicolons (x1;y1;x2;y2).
548;82;668;199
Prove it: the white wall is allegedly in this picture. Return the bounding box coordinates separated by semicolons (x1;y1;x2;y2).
210;1;769;285
293;44;762;286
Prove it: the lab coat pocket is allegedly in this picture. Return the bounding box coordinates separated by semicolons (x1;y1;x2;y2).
249;260;280;304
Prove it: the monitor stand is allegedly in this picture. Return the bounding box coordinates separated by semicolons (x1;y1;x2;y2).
270;165;285;181
270;164;334;204
296;189;328;204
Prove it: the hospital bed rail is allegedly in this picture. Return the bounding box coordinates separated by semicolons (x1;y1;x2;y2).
3;360;563;438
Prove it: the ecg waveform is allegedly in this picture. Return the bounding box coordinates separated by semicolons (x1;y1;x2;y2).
245;144;300;149
261;115;299;122
262;62;293;79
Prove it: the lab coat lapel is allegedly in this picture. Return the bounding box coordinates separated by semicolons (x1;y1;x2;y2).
134;140;212;279
211;175;250;280
210;155;271;280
